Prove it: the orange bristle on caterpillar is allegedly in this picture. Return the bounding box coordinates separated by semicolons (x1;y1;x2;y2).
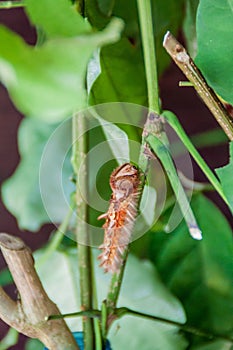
97;163;141;273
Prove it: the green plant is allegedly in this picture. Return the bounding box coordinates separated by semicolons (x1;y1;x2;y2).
0;0;232;349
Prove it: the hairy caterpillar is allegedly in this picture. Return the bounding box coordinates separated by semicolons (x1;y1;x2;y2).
98;163;141;273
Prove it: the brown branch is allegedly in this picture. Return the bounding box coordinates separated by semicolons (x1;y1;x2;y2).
0;233;79;350
163;31;233;141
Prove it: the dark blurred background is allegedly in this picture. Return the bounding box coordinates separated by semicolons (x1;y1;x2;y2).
0;7;231;350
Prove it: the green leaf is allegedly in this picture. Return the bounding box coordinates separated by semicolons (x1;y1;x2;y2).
183;0;199;58
143;194;233;342
0;268;13;287
1;118;73;231
195;0;233;104
89;0;186;106
25;339;44;350
90;38;147;106
91;112;130;161
0;328;18;350
0;18;123;122
35;249;187;349
215;141;233;213
25;0;91;38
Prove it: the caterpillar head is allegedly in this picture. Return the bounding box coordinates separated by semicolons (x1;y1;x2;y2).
110;163;140;198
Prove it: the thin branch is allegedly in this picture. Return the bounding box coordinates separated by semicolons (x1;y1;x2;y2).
48;307;233;344
0;233;79;350
48;310;101;321
163;31;233;140
116;308;233;343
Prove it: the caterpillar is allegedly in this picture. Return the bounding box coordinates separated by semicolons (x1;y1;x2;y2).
97;163;141;273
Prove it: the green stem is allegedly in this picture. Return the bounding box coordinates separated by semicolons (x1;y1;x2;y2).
48;308;233;343
91;251;102;350
48;310;100;321
163;110;229;206
101;301;108;341
116;308;233;343
105;0;166;327
147;134;202;240
137;1;168;173
137;0;160;114
72;113;94;350
106;249;128;312
0;1;24;9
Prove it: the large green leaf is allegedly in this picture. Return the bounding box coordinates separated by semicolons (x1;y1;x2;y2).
1;118;73;231
0;328;18;350
35;249;187;349
89;0;186;107
25;0;91;38
183;0;199;58
89;38;147;106
0;18;123;122
0;268;13;287
25;339;44;350
215;141;233;214
137;194;233;344
195;0;233;104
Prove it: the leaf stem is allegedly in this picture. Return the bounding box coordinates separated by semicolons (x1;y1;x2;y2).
116;308;233;343
163;31;233;140
105;249;128;312
48;307;233;344
72;113;95;349
0;1;24;9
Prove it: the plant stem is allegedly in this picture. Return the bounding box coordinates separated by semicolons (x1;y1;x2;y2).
91;251;102;350
72;113;94;349
0;1;24;9
48;310;101;321
137;0;168;172
116;308;233;343
48;307;233;343
163;31;233;140
106;249;128;312
137;0;160;114
104;0;164;325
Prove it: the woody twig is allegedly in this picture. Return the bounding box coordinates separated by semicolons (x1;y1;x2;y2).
0;233;79;350
163;31;233;140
